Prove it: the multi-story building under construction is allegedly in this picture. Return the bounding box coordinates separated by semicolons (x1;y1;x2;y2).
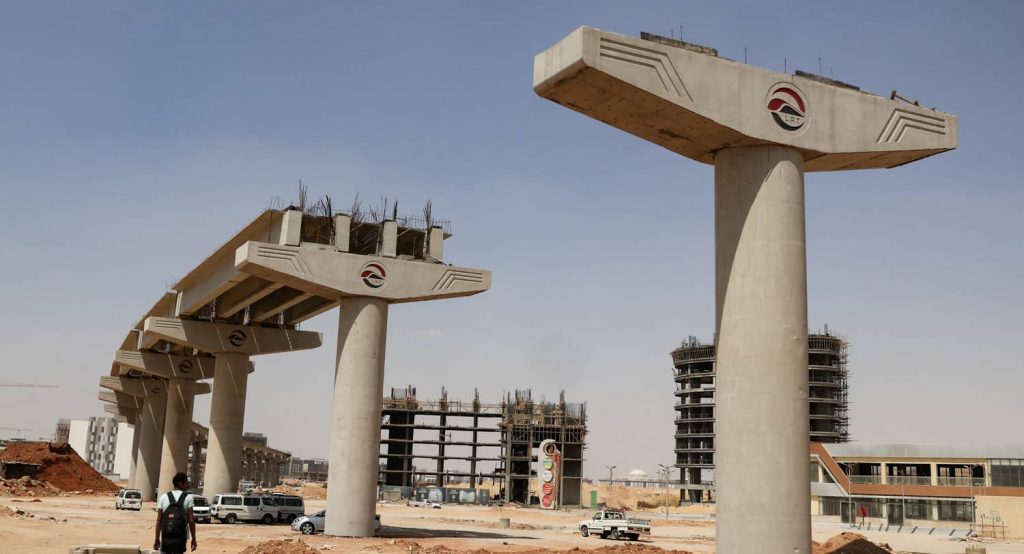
380;387;586;506
672;328;849;502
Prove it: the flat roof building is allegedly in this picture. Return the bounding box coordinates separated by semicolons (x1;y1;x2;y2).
812;442;1024;539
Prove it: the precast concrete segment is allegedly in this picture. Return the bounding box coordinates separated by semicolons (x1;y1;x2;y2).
234;242;491;304
326;297;388;537
714;146;809;554
158;379;206;494
141;317;322;355
203;353;250;498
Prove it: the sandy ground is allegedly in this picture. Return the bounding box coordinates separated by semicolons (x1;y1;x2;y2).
1;495;1022;553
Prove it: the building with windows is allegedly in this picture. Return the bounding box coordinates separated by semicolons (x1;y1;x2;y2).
55;416;133;479
811;442;1024;538
672;330;849;502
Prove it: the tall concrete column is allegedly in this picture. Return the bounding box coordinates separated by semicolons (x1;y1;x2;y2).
135;386;168;501
158;378;198;493
714;146;809;554
190;442;202;489
128;413;142;489
326;296;388;537
203;353;250;497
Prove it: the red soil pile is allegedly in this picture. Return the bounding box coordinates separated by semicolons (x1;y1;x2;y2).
238;539;320;554
0;442;118;493
812;532;892;554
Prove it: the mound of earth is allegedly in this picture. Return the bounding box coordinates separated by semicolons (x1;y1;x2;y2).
0;442;118;494
238;539;320;554
812;532;892;554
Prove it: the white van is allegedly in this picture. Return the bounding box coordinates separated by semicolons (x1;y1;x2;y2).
210;493;279;524
114;488;142;510
270;494;305;523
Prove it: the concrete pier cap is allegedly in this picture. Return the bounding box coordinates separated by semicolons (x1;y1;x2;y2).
534;26;957;554
228;204;491;538
533;26;957;170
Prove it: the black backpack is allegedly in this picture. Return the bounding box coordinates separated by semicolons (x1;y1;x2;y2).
161;491;190;549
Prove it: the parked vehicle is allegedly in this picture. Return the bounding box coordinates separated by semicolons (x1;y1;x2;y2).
406;499;442;509
238;480;256;494
191;495;211;523
210;493;279;524
114;489;142;511
270;493;305;523
291;510;381;535
578;510;650;541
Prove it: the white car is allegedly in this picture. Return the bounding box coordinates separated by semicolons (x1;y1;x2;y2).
291;510;381;535
114;489;142;511
191;495;211;523
406;499;442;509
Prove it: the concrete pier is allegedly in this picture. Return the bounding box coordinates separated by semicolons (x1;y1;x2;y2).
135;384;167;501
326;297;389;537
128;412;141;489
533;26;956;552
714;146;809;553
158;378;200;493
204;353;250;498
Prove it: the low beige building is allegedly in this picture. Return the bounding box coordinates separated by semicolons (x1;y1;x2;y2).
811;442;1024;539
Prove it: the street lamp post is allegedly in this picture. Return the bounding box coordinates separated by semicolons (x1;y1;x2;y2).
658;464;672;520
606;465;616;485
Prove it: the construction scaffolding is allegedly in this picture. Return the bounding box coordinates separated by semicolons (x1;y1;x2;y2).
379;386;587;506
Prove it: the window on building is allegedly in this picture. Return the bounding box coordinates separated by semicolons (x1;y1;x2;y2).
991;459;1024;488
937;500;973;522
810;462;820;483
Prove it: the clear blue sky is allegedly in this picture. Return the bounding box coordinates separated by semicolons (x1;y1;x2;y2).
1;2;1022;479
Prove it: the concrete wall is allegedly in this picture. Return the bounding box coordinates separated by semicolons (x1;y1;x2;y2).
978;495;1024;539
113;423;134;480
68;420;90;459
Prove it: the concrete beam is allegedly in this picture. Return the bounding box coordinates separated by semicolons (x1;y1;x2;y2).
288;296;341;324
115;350;220;380
100;376;165;398
215;276;283;318
171;210;295;317
142;316;322;355
98;390;144;409
103;403;138;421
247;288;314;323
235;242;491;304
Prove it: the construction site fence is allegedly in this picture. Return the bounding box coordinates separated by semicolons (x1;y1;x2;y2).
378;485;494;505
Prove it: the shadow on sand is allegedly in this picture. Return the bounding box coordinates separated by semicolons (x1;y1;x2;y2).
377;526;539;541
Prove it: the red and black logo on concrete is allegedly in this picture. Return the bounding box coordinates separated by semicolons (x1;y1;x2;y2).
767;83;808;132
361;262;387;289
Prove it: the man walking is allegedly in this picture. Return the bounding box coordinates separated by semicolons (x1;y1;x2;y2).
154;472;197;553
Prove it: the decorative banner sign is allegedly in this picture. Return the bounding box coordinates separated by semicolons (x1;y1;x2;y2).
536;439;561;510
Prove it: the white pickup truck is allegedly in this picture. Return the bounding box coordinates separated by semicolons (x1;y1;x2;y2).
578;510;651;541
